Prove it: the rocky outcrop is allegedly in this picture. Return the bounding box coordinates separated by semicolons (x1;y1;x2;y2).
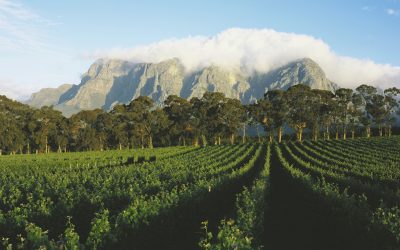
27;57;338;116
26;84;73;108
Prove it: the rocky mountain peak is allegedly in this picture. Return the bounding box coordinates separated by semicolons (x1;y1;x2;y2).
26;57;338;116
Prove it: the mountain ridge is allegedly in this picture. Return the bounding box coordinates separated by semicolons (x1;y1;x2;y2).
26;57;338;116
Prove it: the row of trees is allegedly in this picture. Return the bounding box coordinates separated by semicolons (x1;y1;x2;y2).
0;84;399;154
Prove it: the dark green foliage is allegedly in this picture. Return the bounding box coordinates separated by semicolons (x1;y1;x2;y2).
0;84;400;154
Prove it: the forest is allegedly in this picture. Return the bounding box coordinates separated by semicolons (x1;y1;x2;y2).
0;84;399;154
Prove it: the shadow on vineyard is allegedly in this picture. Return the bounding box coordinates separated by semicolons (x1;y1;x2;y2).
107;145;266;250
265;145;379;250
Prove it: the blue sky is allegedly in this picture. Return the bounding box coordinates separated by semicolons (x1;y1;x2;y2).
0;0;399;99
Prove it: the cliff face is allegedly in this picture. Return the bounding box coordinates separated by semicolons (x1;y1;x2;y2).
27;58;337;116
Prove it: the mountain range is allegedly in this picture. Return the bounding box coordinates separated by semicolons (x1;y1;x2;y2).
26;57;338;117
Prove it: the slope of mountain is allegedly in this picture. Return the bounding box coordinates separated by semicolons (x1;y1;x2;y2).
26;84;73;108
27;58;338;116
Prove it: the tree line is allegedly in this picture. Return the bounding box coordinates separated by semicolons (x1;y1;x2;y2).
0;84;399;154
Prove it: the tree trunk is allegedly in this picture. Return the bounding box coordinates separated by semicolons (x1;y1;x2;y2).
58;145;62;153
389;125;392;137
201;135;207;147
298;127;303;143
256;126;261;143
193;136;199;147
326;125;330;140
366;126;371;138
148;135;153;149
218;136;221;145
313;128;318;141
45;136;49;154
299;128;303;143
242;124;246;144
27;142;30;155
269;133;273;144
343;127;347;140
141;134;144;149
352;130;355;139
335;131;339;140
278;126;283;143
312;124;318;141
379;125;383;137
230;134;235;145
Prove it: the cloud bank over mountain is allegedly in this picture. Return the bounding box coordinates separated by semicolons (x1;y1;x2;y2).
89;28;400;89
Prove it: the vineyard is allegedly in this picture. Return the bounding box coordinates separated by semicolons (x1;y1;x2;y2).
1;137;400;249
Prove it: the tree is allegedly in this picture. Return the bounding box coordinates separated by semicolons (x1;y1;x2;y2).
196;92;227;145
367;94;386;137
349;93;364;139
264;90;288;143
221;98;245;145
383;87;400;137
251;99;272;143
286;85;313;142
355;84;377;138
149;108;170;148
164;95;192;146
317;92;336;140
125;96;161;148
110;104;129;149
93;112;114;150
335;88;353;139
308;89;334;141
240;104;253;143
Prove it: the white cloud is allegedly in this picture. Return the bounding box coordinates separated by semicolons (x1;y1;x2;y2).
0;0;60;53
0;79;36;100
386;8;399;15
0;0;76;101
89;28;400;89
362;6;374;12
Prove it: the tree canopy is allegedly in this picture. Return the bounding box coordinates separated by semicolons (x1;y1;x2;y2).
0;84;399;154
